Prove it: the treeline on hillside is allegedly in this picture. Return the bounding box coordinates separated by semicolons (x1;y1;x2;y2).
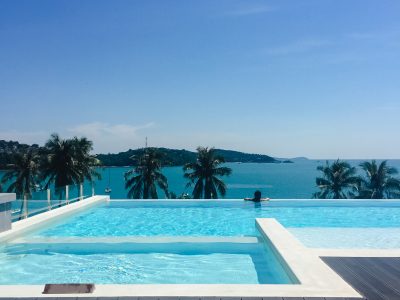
96;148;283;167
96;148;197;167
0;140;287;169
0;140;42;169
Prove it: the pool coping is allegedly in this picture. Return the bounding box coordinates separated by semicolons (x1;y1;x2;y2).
109;198;400;202
0;198;363;298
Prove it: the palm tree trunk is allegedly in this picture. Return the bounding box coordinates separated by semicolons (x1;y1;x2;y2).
143;183;149;199
204;179;211;199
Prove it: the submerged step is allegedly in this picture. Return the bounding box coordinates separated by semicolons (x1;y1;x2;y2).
10;235;260;244
4;239;265;255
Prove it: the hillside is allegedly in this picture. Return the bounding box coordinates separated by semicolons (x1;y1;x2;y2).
0;140;288;168
96;148;197;167
96;148;282;166
0;140;40;169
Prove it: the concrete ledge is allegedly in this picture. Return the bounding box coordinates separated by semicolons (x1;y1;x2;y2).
256;218;361;298
0;193;16;204
0;283;364;298
0;193;16;233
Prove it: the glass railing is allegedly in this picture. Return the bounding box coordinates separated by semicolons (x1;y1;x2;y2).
11;183;95;221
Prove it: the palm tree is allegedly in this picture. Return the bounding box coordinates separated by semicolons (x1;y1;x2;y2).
358;160;400;199
71;136;101;184
183;147;232;199
40;134;100;190
124;148;169;199
313;159;359;199
0;149;40;219
1;149;40;198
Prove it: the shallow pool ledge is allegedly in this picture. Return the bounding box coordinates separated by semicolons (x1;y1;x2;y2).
256;218;361;297
0;195;109;243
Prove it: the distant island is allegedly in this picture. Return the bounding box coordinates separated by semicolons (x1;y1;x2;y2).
0;140;294;169
96;148;292;167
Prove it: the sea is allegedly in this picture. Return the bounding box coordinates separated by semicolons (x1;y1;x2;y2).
1;160;400;199
90;159;400;199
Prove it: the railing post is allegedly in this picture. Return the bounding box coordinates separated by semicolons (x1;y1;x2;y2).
47;189;51;210
79;184;83;201
23;194;28;219
65;185;69;204
91;183;95;197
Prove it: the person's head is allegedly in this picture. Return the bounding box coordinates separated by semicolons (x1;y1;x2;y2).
254;190;262;201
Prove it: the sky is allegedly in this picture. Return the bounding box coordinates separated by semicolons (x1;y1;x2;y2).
0;0;399;159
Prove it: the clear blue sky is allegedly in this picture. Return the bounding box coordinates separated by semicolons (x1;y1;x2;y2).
1;0;399;158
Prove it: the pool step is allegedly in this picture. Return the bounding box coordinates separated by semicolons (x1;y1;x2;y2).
10;236;260;244
3;236;268;255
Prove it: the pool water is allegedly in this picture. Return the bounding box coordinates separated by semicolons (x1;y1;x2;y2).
35;200;400;237
0;241;294;284
2;199;400;285
289;227;400;249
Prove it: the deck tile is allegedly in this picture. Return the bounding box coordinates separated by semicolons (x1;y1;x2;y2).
322;256;400;300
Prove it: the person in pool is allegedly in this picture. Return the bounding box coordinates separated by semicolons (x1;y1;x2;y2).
244;190;270;202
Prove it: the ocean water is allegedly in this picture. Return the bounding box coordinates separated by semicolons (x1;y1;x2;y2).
1;160;400;199
92;160;400;199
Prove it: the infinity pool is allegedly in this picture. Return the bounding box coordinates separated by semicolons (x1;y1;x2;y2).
35;200;400;237
2;199;400;285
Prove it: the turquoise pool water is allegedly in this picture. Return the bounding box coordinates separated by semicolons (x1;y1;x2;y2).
0;240;294;284
36;200;400;237
289;228;400;249
3;199;400;285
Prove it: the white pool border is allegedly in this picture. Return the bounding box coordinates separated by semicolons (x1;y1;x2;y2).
0;198;364;298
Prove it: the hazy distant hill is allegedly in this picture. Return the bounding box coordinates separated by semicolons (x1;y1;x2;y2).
96;148;282;166
274;156;309;163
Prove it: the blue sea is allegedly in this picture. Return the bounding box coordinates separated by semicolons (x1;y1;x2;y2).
92;159;400;199
1;160;400;199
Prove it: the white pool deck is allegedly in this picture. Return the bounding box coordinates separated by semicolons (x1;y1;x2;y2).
2;196;400;298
